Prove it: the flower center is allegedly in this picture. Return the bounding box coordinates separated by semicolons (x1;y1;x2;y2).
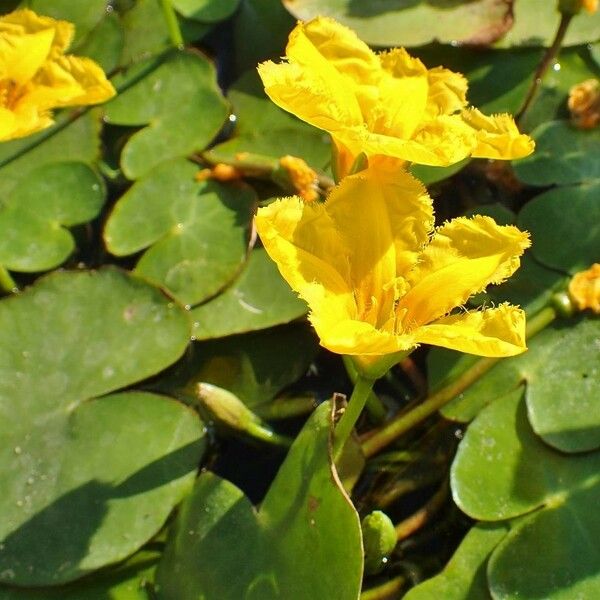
0;79;26;110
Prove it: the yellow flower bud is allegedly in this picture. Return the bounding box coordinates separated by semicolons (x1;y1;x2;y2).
279;155;319;202
568;264;600;313
568;79;600;129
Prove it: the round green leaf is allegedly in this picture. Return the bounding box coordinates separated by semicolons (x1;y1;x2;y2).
0;162;105;272
0;550;159;599
0;268;204;586
451;388;600;521
496;0;600;47
488;485;600;599
155;401;363;599
283;0;514;47
0;113;100;197
173;0;240;22
205;70;332;170
29;0;108;43
433;317;600;453
72;11;125;73
105;159;254;305
404;523;508;600
191;247;308;340
513;121;600;186
120;0;210;66
104;51;229;179
518;182;600;274
158;323;318;408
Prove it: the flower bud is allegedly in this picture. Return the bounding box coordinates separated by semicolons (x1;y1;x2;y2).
362;510;397;575
559;0;598;14
568;79;600;129
568;264;600;313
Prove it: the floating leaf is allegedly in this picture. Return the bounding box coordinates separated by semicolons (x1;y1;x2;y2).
404;523;508;600
282;0;514;47
155;401;363;599
0;113;100;197
29;0;108;44
0;550;159;599
104;51;228;178
518;182;600;274
158;323;318;408
514;121;600;186
452;389;600;598
105;159;255;305
191;247;308;340
430;317;600;453
0;162;105;273
205;70;331;170
0;269;204;586
173;0;240;22
497;0;600;47
120;0;209;66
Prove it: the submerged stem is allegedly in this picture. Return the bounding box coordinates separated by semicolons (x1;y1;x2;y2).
360;574;406;600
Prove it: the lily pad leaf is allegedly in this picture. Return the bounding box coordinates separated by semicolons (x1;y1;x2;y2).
173;0;240;23
0;550;159;599
0;162;105;273
513;120;600;186
518;182;600;274
104;51;229;179
452;389;600;599
488;485;600;599
120;0;210;66
403;522;509;600
205;70;331;170
105;159;255;306
0;268;204;586
191;247;308;340
157;323;318;408
0;112;100;197
497;0;600;48
432;317;600;453
283;0;514;47
155;401;363;599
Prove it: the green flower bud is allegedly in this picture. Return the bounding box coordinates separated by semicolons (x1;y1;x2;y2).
362;510;397;575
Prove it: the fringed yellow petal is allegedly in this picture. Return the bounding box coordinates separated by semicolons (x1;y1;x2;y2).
311;316;415;356
397;215;530;327
412;304;527;357
258;60;362;132
0;27;53;83
462;108;535;160
425;67;468;118
378;48;427;78
31;55;116;108
291;16;379;85
254;196;353;307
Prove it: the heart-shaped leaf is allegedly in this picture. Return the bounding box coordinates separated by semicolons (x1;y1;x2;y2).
205;70;332;170
173;0;240;23
518;183;600;274
191;247;308;340
0;162;105;273
0;268;204;586
155;401;363;599
431;317;600;453
514;120;600;186
73;10;125;72
105;159;255;306
403;523;509;600
283;0;514;47
104;51;229;179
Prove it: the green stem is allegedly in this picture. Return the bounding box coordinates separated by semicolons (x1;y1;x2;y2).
159;0;184;49
360;575;406;600
0;265;17;294
361;305;558;458
516;12;573;125
334;376;376;460
343;356;387;423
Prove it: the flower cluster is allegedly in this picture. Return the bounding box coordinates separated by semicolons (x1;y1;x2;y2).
255;18;535;364
0;9;115;142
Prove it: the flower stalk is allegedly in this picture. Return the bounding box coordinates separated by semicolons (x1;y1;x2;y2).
159;0;184;49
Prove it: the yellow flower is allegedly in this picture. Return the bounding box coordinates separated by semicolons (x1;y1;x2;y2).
279;155;319;202
255;166;530;358
0;9;115;142
258;17;534;178
569;264;600;313
568;78;600;129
